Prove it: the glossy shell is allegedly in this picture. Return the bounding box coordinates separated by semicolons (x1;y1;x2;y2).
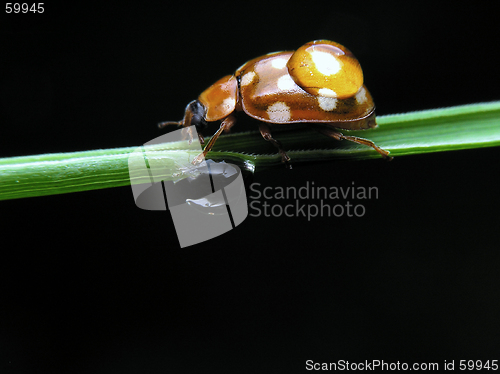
235;51;375;129
287;40;363;99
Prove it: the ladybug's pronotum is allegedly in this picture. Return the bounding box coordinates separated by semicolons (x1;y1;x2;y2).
159;40;390;164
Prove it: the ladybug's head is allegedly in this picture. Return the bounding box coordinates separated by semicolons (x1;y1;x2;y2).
186;100;208;133
158;99;207;133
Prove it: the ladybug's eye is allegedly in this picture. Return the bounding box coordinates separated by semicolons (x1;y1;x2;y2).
287;40;364;100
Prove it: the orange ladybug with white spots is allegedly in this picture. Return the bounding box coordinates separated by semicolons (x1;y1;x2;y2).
159;40;390;164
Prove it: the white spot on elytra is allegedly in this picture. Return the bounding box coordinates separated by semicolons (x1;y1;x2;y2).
241;71;256;86
318;87;337;98
310;51;341;76
271;58;288;69
267;102;291;122
277;75;296;91
355;86;367;104
317;96;338;111
221;97;234;110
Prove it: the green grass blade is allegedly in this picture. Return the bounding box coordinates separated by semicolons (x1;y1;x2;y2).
1;101;499;201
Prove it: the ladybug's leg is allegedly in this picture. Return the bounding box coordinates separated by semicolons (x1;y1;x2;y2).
259;123;291;167
313;126;392;160
223;117;236;133
159;114;203;145
192;114;237;164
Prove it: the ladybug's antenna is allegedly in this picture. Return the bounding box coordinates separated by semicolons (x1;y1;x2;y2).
157;100;198;130
157;120;182;129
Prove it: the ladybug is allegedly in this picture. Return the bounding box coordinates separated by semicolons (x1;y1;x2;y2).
159;40;390;165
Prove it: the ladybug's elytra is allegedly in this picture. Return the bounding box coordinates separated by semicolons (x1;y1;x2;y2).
159;40;391;164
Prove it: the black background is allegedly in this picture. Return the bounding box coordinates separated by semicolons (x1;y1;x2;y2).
1;2;499;373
